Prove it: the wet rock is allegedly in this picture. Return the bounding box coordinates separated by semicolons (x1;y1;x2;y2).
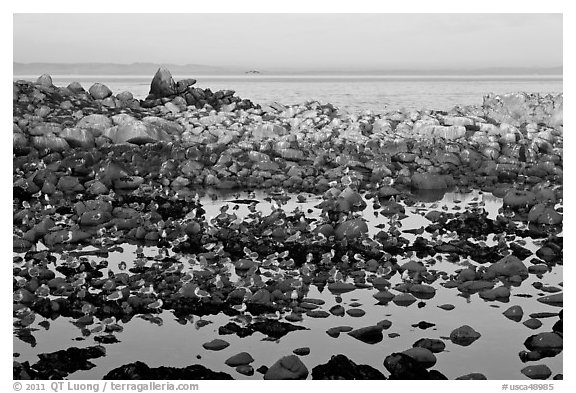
293;347;310;356
437;304;455;311
479;286;511;301
236;365;254;376
202;339;230;351
450;325;481;346
225;352;254;367
485;255;528;279
413;338;445;353
521;364;552;380
334;218;368;240
311;354;385;380
411;321;436;330
326;326;352;338
346;308;365;317
347;325;384;345
456;373;487;380
503;305;524;322
523;319;543;330
89;83;113;100
327;282;357;294
524;332;562;357
373;290;395;303
264;355;308;380
392;293;417;307
402;347;437;369
306;310;330;318
329;304;345;316
537;293;563;307
28;346;106;379
103;361;233;380
384;353;447;380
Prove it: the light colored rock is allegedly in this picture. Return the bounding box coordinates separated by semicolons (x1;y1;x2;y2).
88;83;113;100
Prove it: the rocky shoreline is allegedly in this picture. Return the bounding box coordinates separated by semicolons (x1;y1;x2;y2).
13;68;563;380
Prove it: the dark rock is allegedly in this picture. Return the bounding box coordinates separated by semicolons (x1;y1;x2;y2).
450;325;481;346
524;332;562;357
312;354;386;380
293;347;310;356
103;361;233;380
523;319;543;330
347;325;384;345
401;347;437;369
521;364;552;380
202;339;230;351
413;338;445;353
264;355;308;380
456;373;487;380
503;305;524;322
149;67;177;98
225;352;254;367
384;353;446;380
537;293;563;307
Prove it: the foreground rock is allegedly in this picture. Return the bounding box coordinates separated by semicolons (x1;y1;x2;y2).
103;361;233;380
264;355;309;380
312;354;385;379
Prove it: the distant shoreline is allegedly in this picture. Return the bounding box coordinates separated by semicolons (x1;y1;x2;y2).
13;74;563;81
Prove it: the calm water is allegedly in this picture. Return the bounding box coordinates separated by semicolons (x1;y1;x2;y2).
13;75;563;113
14;190;563;380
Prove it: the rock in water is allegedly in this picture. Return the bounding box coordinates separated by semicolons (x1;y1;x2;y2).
503;305;524;322
347;325;384;344
225;352;254;367
521;364;552;380
103;361;233;380
202;339;230;351
311;354;386;379
264;355;308;380
149;67;177;98
401;347;437;369
450;325;481;346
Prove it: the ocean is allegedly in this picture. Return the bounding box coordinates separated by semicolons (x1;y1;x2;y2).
13;74;562;113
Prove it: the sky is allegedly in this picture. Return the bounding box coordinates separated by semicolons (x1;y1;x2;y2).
13;13;562;71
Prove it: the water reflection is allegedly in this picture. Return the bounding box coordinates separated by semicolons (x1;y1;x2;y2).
14;189;562;380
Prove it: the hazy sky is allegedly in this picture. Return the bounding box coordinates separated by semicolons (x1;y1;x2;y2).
13;13;562;70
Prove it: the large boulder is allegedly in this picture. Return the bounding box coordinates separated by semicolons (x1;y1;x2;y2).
334;218;368;240
31;135;70;152
485;254;528;279
264;355;308;380
76;114;113;136
104;120;171;145
149;67;177;98
59;128;95;148
88;83;113;100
